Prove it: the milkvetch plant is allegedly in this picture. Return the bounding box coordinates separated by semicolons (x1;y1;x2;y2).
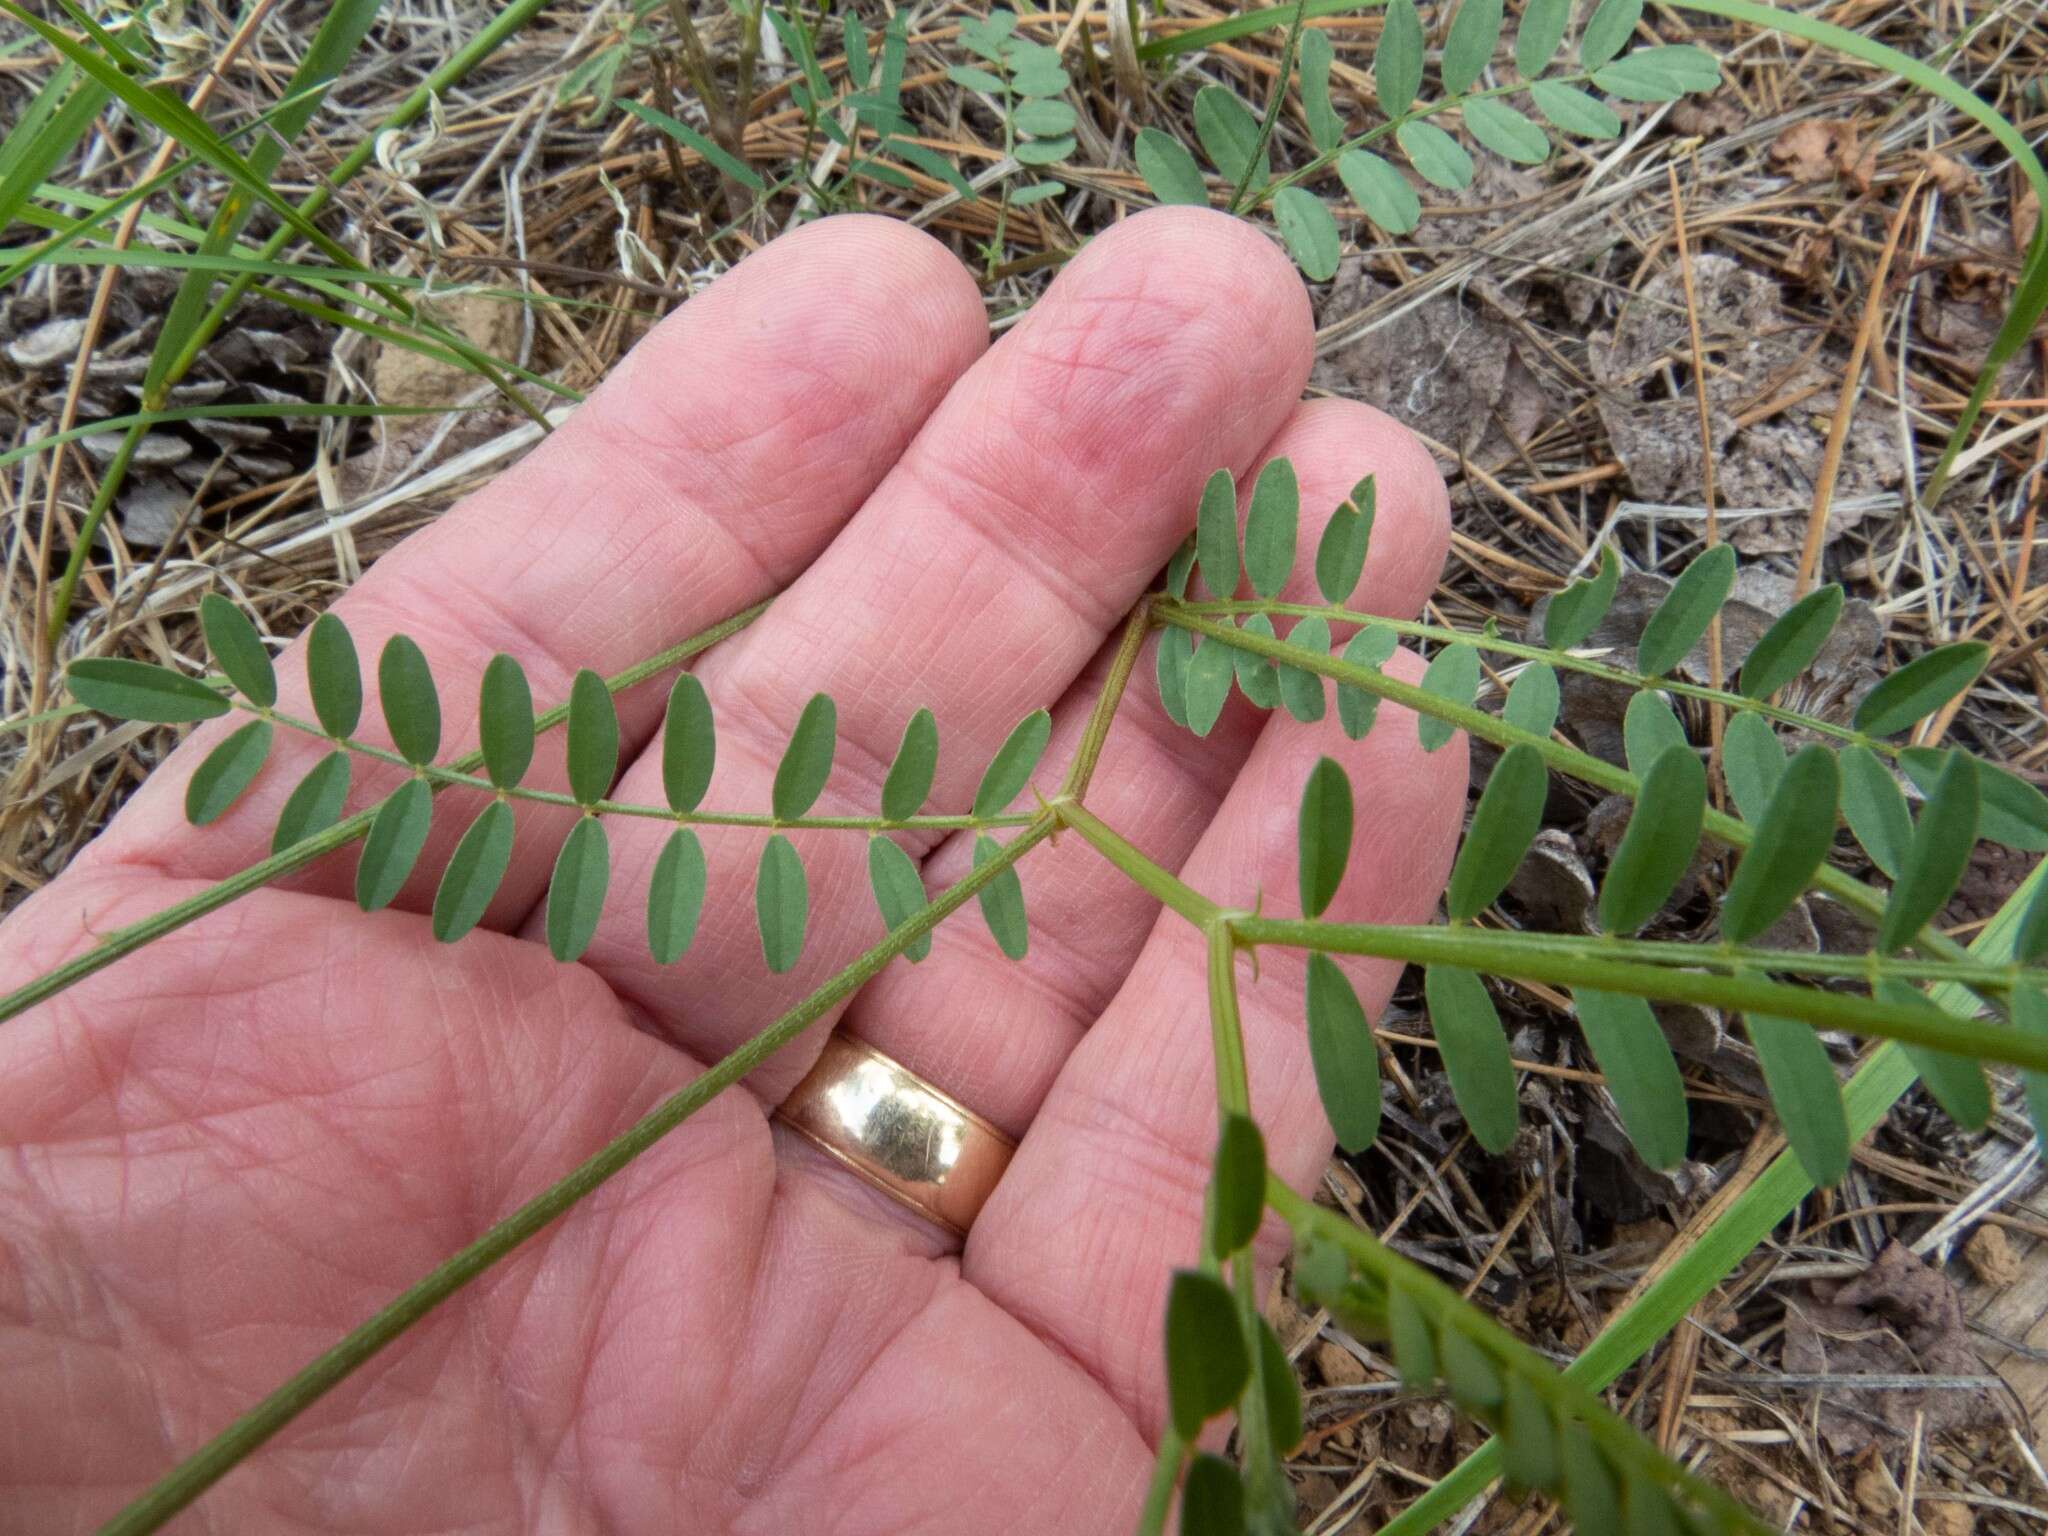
30;450;2048;1534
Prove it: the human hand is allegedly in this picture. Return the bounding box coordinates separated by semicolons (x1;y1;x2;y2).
0;208;1462;1533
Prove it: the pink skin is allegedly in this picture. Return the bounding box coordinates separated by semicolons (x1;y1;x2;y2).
0;209;1463;1534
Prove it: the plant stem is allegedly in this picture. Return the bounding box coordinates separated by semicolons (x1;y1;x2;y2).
1133;1427;1187;1536
1054;800;1221;926
1;601;768;1025
99;816;1052;1536
1170;598;1904;759
1232;916;2048;1073
1226;0;1311;214
1062;597;1153;800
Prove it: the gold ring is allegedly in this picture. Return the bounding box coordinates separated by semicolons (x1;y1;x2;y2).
776;1034;1015;1237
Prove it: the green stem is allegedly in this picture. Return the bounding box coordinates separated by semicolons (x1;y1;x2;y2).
98;816;1052;1536
1134;1427;1187;1536
1063;597;1154;800
1172;598;1901;759
1226;0;1311;214
242;702;1034;831
1054;800;1221;926
1232;915;2048;1073
2;601;768;1026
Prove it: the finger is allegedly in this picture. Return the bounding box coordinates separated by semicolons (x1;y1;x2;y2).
837;399;1449;1145
80;216;988;922
963;651;1469;1435
545;208;1317;1083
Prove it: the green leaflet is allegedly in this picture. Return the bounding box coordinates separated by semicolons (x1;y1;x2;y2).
2021;881;2048;965
1855;642;1990;737
2013;986;2048;1150
307;612;362;738
1418;642;1479;751
976;709;1052;818
1441;1329;1505;1412
1165;536;1198;601
1196;467;1240;599
1442;0;1503;95
1185;631;1237;738
1298;755;1354;919
1898;747;2048;852
1209;1113;1266;1256
1515;0;1572;76
773;694;837;821
1012;98;1075;137
1243;458;1298;599
185;719;272;826
1299;25;1343;151
1337;624;1398;739
662;673;716;814
1192;84;1267;187
1447;742;1547;921
1837;745;1912;879
1255;1315;1304;1454
1275;186;1341;280
756;833;809;973
355;777;433;912
1234;614;1281;709
1621;691;1688;779
865;834;932;962
1592;44;1720;102
973;834;1029;960
1277;616;1330;722
621;99;764;190
546;816;611;964
1721;709;1786;824
1580;0;1642;69
1719;745;1839;944
433;800;515;943
271;749;351;854
1307;952;1382;1153
1877;979;1991;1130
1745;1010;1848;1187
882;707;938;821
1387;1287;1438;1388
1375;0;1424;119
646;826;708;965
378;634;441;766
68;657;229;723
1157;627;1194;728
1337;148;1421;234
1598;745;1705;935
1181;1454;1245;1536
1461;98;1550;164
565;668;619;807
1543;545;1620;651
1527;79;1621;139
1164;1270;1249;1439
199;594;276;708
1572;989;1688;1170
1396;119;1474;190
1315;474;1375;605
1562;1424;1624;1534
1425;965;1519;1153
1739;584;1843;699
1502;1372;1561;1491
1134;125;1207;205
1637;543;1736;677
1502;662;1560;738
479;654;535;790
1876;751;1977;953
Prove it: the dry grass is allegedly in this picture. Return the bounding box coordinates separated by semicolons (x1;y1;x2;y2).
4;2;2048;1531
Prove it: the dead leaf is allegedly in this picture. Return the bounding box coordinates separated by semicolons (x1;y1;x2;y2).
1963;1225;2020;1290
1668;97;1744;138
1770;119;1875;191
1917;149;1980;197
1780;1241;2007;1453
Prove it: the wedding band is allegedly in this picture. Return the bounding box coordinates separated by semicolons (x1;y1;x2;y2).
777;1033;1015;1237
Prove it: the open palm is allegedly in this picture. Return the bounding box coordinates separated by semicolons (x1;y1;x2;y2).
1;209;1464;1533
